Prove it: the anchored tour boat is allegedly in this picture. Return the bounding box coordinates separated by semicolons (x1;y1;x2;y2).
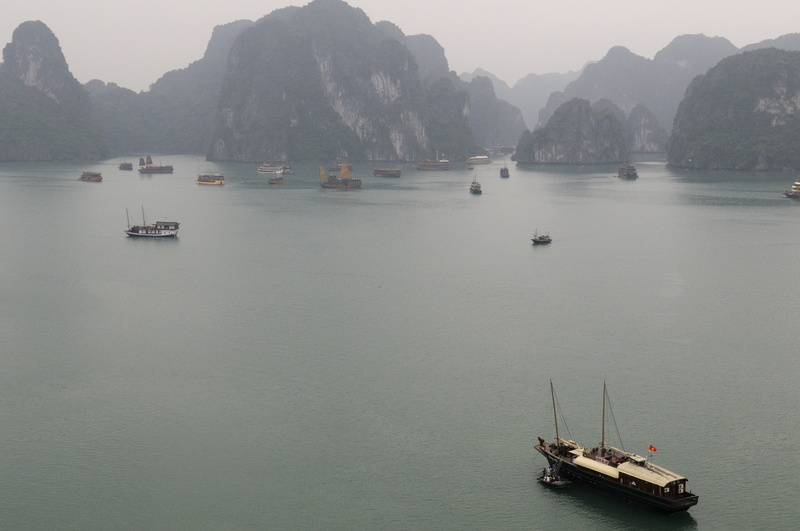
469;177;482;194
320;164;361;189
196;174;225;185
535;381;699;514
124;207;180;238
416;152;450;171
466;155;491;165
784;178;800;198
78;171;102;182
373;168;402;177
617;162;638;179
531;230;552;245
138;156;173;174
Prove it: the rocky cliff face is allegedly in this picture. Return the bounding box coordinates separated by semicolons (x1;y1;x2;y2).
209;0;481;162
464;76;526;147
0;20;106;160
627;104;668;153
209;0;435;162
3;20;84;107
514;98;626;164
668;48;800;170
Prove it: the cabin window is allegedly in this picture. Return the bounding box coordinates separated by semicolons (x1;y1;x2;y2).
664;487;670;493
678;484;684;494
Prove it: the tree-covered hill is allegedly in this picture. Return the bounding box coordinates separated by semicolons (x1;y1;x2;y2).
668;48;800;170
0;21;105;161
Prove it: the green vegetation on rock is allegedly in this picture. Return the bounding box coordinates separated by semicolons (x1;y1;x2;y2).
668;48;800;170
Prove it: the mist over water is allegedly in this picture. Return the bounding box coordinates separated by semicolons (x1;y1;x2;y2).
0;156;797;529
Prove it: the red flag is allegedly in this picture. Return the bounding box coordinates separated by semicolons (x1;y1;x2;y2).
648;445;657;452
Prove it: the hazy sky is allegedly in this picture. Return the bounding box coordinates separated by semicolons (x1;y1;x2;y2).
3;0;800;92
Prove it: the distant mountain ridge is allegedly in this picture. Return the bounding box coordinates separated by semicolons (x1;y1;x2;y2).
5;6;800;164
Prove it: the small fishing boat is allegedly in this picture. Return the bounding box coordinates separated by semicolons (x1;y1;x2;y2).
118;161;133;171
78;171;102;182
469;177;482;194
124;207;179;238
531;230;551;245
196;174;225;185
500;163;509;178
537;466;571;489
268;175;284;184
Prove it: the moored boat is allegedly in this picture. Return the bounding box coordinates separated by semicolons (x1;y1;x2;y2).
124;207;179;237
320;164;361;189
257;164;292;175
268;175;284;184
784;178;800;198
531;230;551;245
78;171;102;182
535;381;699;515
138;156;173;174
118;161;133;171
373;168;402;177
618;162;638;179
537;466;571;489
466;155;491;165
196;173;225;185
469;177;482;194
416;152;450;171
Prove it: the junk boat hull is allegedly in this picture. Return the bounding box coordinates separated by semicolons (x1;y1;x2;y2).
535;441;698;514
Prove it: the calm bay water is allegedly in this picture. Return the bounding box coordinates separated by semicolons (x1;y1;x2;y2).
0;156;798;529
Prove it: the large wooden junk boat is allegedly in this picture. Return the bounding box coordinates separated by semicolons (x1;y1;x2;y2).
319;164;361;189
124;207;180;238
78;171;102;182
784;178;800;198
535;382;698;515
138;156;174;174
